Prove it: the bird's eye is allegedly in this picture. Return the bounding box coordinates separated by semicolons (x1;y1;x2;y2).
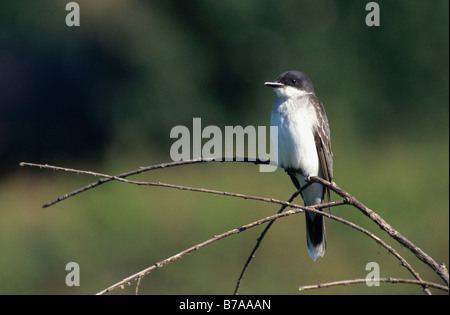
291;79;297;84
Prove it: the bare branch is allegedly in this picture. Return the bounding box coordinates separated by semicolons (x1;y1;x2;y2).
298;278;449;293
233;189;301;295
19;161;341;211
20;160;448;294
310;176;449;287
20;158;273;208
96;198;433;295
96;207;305;295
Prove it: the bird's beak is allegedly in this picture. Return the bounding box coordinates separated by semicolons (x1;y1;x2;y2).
264;81;284;88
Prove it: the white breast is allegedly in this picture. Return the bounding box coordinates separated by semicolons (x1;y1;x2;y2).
270;95;320;177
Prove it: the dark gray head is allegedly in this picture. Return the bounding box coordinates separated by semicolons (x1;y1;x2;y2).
265;70;315;96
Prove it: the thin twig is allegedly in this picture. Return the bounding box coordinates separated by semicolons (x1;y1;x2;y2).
96;200;430;295
234;189;302;295
298;278;449;293
19;161;339;212
19;160;448;294
135;276;142;295
20;158;273;208
108;176;437;294
96;207;306;295
310;176;450;287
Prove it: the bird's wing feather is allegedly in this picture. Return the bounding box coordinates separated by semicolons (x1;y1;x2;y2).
310;95;333;182
311;95;333;204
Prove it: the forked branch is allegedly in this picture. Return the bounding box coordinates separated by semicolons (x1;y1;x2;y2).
309;176;449;287
19;159;449;294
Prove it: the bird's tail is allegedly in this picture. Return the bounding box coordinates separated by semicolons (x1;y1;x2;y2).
305;212;326;261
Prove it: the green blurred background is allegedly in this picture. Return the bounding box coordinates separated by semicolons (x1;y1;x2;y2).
0;0;448;295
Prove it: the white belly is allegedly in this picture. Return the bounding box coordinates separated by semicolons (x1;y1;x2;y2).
271;97;320;177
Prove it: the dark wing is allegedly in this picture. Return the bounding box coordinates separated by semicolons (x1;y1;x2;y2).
311;95;333;204
311;95;333;183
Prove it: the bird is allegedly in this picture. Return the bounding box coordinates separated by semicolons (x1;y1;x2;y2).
265;70;333;261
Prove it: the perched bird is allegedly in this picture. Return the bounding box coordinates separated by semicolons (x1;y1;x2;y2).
265;70;333;261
